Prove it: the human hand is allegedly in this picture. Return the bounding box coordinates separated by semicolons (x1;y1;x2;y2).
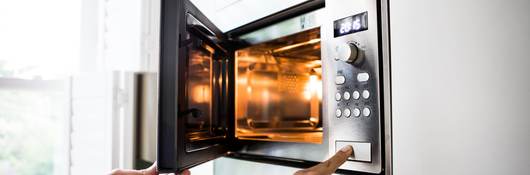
109;162;190;175
294;145;353;175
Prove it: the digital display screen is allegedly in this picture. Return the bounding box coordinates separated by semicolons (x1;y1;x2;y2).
334;12;368;37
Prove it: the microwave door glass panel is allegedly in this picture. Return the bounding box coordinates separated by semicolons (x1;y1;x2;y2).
187;48;211;132
185;45;221;151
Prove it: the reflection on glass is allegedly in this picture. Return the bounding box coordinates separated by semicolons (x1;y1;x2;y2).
235;28;322;143
184;42;230;152
186;46;213;140
191;85;210;104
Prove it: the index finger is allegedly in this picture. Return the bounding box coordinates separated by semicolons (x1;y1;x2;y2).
308;145;353;174
325;145;353;172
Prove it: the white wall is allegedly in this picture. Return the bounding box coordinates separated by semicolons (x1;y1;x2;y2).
70;73;114;175
390;0;530;174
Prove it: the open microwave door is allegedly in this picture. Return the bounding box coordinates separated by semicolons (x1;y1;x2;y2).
157;0;233;173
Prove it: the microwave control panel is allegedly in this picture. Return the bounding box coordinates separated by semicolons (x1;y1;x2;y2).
323;0;385;174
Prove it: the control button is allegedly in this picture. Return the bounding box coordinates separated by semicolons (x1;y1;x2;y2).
362;90;370;99
343;108;351;117
352;91;360;100
336;43;359;63
335;141;372;162
335;75;346;85
335;93;342;101
335;109;342;118
343;91;351;100
362;107;371;117
352;108;361;117
357;72;369;82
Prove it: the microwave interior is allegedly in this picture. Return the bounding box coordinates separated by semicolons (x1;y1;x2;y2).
185;27;323;146
234;28;322;144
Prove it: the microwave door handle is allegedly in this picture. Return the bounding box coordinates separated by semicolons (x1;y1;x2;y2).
188;25;222;43
186;13;216;37
189;25;216;37
187;24;228;53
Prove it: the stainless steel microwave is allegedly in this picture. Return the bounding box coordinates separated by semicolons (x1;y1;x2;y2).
157;0;392;174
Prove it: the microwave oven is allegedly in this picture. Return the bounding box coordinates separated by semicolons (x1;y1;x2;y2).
157;0;392;174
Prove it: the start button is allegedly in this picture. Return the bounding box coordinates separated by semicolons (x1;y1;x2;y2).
335;141;372;162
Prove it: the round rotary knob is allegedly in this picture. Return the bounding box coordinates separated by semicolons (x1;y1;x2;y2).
335;43;363;65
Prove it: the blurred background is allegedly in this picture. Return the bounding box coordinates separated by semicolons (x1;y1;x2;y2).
0;0;306;174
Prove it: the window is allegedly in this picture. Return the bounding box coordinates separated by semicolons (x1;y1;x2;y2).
0;0;79;174
0;80;68;175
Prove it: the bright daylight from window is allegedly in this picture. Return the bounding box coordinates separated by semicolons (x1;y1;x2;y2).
0;0;79;175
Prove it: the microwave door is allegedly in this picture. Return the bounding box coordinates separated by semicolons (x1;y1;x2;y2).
158;0;232;173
